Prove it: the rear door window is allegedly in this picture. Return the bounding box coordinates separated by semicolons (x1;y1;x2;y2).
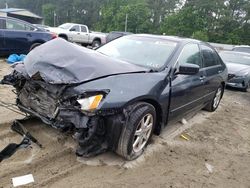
25;24;36;31
6;19;36;31
6;19;26;30
200;45;221;67
81;26;87;32
178;43;202;67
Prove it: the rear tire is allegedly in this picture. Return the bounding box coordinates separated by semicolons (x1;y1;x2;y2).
204;85;223;112
242;81;249;92
116;102;156;160
59;35;68;41
29;43;42;51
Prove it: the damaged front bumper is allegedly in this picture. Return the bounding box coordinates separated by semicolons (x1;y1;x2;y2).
227;75;249;89
1;72;125;157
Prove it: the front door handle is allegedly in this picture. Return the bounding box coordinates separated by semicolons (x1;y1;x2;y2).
26;33;32;37
218;70;222;73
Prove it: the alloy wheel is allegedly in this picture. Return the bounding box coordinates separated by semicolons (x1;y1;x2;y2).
213;87;222;109
133;114;153;153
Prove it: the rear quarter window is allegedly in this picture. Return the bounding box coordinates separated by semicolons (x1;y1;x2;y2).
200;45;221;67
81;26;87;32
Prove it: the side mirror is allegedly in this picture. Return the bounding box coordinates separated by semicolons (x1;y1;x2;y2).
70;28;76;32
176;63;200;75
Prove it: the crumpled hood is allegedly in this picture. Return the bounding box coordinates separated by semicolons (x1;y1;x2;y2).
226;63;250;75
23;38;148;84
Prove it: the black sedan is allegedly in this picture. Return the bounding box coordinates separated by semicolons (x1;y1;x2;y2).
0;16;57;56
1;35;227;160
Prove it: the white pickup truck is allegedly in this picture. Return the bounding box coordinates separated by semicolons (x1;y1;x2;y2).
48;23;107;47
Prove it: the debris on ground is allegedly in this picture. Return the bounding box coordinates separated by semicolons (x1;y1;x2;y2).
180;133;192;141
7;54;26;64
205;163;214;173
181;118;188;125
12;174;34;187
0;119;42;163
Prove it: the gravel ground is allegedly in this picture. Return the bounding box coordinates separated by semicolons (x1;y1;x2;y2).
0;60;249;188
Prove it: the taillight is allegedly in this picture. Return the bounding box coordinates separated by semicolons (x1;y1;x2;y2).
51;32;58;39
102;37;107;44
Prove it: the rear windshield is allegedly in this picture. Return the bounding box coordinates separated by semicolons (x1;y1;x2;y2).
97;36;177;69
220;52;250;66
59;23;73;30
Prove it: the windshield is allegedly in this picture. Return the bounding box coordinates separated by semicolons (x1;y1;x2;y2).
58;23;73;30
220;52;250;66
97;36;177;69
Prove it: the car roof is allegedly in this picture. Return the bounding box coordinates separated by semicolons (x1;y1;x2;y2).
0;16;32;24
130;34;204;44
220;50;250;56
0;16;50;31
109;31;133;34
62;23;87;27
233;45;250;48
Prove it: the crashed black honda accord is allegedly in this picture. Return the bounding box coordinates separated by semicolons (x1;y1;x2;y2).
1;35;227;160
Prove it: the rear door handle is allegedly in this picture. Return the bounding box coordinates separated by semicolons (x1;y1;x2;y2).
218;70;222;73
199;75;206;81
27;33;32;37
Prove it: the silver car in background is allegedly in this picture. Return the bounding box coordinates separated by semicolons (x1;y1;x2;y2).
232;46;250;54
219;51;250;91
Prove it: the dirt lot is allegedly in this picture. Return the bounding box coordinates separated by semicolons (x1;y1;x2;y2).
0;60;250;188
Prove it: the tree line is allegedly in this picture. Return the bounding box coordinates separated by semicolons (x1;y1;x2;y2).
0;0;249;44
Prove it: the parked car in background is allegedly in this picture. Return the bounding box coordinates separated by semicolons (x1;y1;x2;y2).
232;45;250;53
219;51;250;91
0;17;57;56
1;35;227;160
48;23;106;47
106;31;132;43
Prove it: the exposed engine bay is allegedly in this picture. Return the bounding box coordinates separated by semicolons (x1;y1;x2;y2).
1;70;127;157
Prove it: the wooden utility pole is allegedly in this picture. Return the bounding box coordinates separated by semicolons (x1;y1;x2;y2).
125;14;128;32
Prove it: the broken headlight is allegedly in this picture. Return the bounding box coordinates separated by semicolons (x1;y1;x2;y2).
77;94;103;111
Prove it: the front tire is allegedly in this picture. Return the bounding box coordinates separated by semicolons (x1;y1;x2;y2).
204;85;223;112
116;102;156;160
242;80;249;92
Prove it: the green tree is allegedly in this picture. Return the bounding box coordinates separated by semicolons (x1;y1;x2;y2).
192;31;209;41
0;0;249;44
146;0;180;33
42;3;56;26
95;0;152;33
161;0;250;44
